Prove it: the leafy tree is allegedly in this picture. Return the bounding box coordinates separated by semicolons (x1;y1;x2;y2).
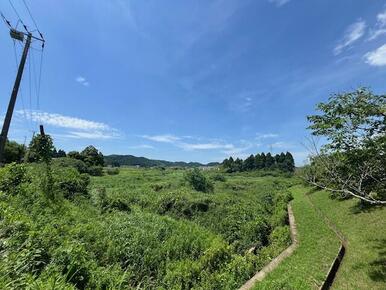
3;140;25;163
306;88;386;204
27;134;55;163
68;151;82;160
81;146;104;167
57;149;66;158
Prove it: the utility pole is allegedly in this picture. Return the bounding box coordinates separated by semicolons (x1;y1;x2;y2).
0;31;32;163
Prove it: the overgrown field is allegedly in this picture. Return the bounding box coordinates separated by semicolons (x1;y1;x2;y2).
0;164;296;289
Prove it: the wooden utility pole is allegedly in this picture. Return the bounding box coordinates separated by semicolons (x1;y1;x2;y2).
0;32;32;163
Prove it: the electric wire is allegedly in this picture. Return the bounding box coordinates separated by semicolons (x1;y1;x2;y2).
8;0;28;31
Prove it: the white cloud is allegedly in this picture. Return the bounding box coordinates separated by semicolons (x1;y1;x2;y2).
142;134;181;143
256;133;279;139
76;76;90;87
364;44;386;66
18;110;109;131
128;144;154;149
271;141;294;149
16;110;119;140
268;0;290;7
334;20;366;55
65;131;119;140
368;9;386;41
179;142;234;151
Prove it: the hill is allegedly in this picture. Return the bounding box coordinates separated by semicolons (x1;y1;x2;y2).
104;154;220;168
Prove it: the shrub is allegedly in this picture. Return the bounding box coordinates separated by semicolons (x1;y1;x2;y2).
53;167;90;199
87;166;103;176
0;163;28;195
106;167;120;175
52;157;88;174
185;168;214;193
211;173;226;182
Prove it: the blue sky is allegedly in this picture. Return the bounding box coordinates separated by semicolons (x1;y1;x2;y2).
1;0;386;165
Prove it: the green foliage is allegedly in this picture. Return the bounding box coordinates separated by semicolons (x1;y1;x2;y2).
87;165;103;176
80;146;104;167
211;173;226;182
53;167;90;199
0;167;295;289
3;140;25;163
223;151;295;173
307;88;386;202
185;168;214;192
0;163;28;195
106;167;120;175
52;157;88;174
27;134;55;163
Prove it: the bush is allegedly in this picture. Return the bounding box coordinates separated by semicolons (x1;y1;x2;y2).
211;173;226;182
185;168;214;193
106;167;120;175
52;157;88;174
87;166;103;176
0;163;28;195
53;167;90;199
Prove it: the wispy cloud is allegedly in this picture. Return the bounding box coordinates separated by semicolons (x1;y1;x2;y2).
255;133;279;140
364;44;386;66
334;20;366;55
271;141;294;149
128;144;154;149
76;76;90;87
368;9;386;41
268;0;290;7
16;110;120;140
142;134;181;143
141;134;256;157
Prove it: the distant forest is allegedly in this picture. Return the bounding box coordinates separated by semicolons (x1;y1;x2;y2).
104;154;220;168
222;152;295;173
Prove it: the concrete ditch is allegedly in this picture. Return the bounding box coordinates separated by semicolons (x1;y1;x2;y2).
239;204;298;290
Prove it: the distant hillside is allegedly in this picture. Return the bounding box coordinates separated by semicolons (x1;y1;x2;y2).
104;154;220;168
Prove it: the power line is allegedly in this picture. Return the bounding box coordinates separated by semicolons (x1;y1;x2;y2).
8;0;28;31
22;0;39;32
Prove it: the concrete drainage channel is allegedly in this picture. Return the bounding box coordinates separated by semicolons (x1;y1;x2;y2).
239;204;298;290
239;193;347;290
304;193;348;290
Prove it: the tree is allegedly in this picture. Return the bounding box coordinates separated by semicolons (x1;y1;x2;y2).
3;140;25;163
254;153;264;169
243;154;255;171
27;134;55;163
283;152;295;172
265;153;275;169
68;151;82;160
81;146;104;167
306;88;386;204
57;149;66;158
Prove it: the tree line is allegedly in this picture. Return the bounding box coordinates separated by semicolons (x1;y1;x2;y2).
222;152;295;173
2;136;105;176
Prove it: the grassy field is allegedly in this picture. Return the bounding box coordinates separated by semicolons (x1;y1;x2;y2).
0;165;296;289
253;185;340;290
308;190;386;290
1;163;384;289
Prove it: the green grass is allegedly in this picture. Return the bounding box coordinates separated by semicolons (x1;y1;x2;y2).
0;165;296;289
253;185;340;290
308;190;386;290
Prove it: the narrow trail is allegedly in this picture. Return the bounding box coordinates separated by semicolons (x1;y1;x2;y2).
304;192;347;290
239;204;298;290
